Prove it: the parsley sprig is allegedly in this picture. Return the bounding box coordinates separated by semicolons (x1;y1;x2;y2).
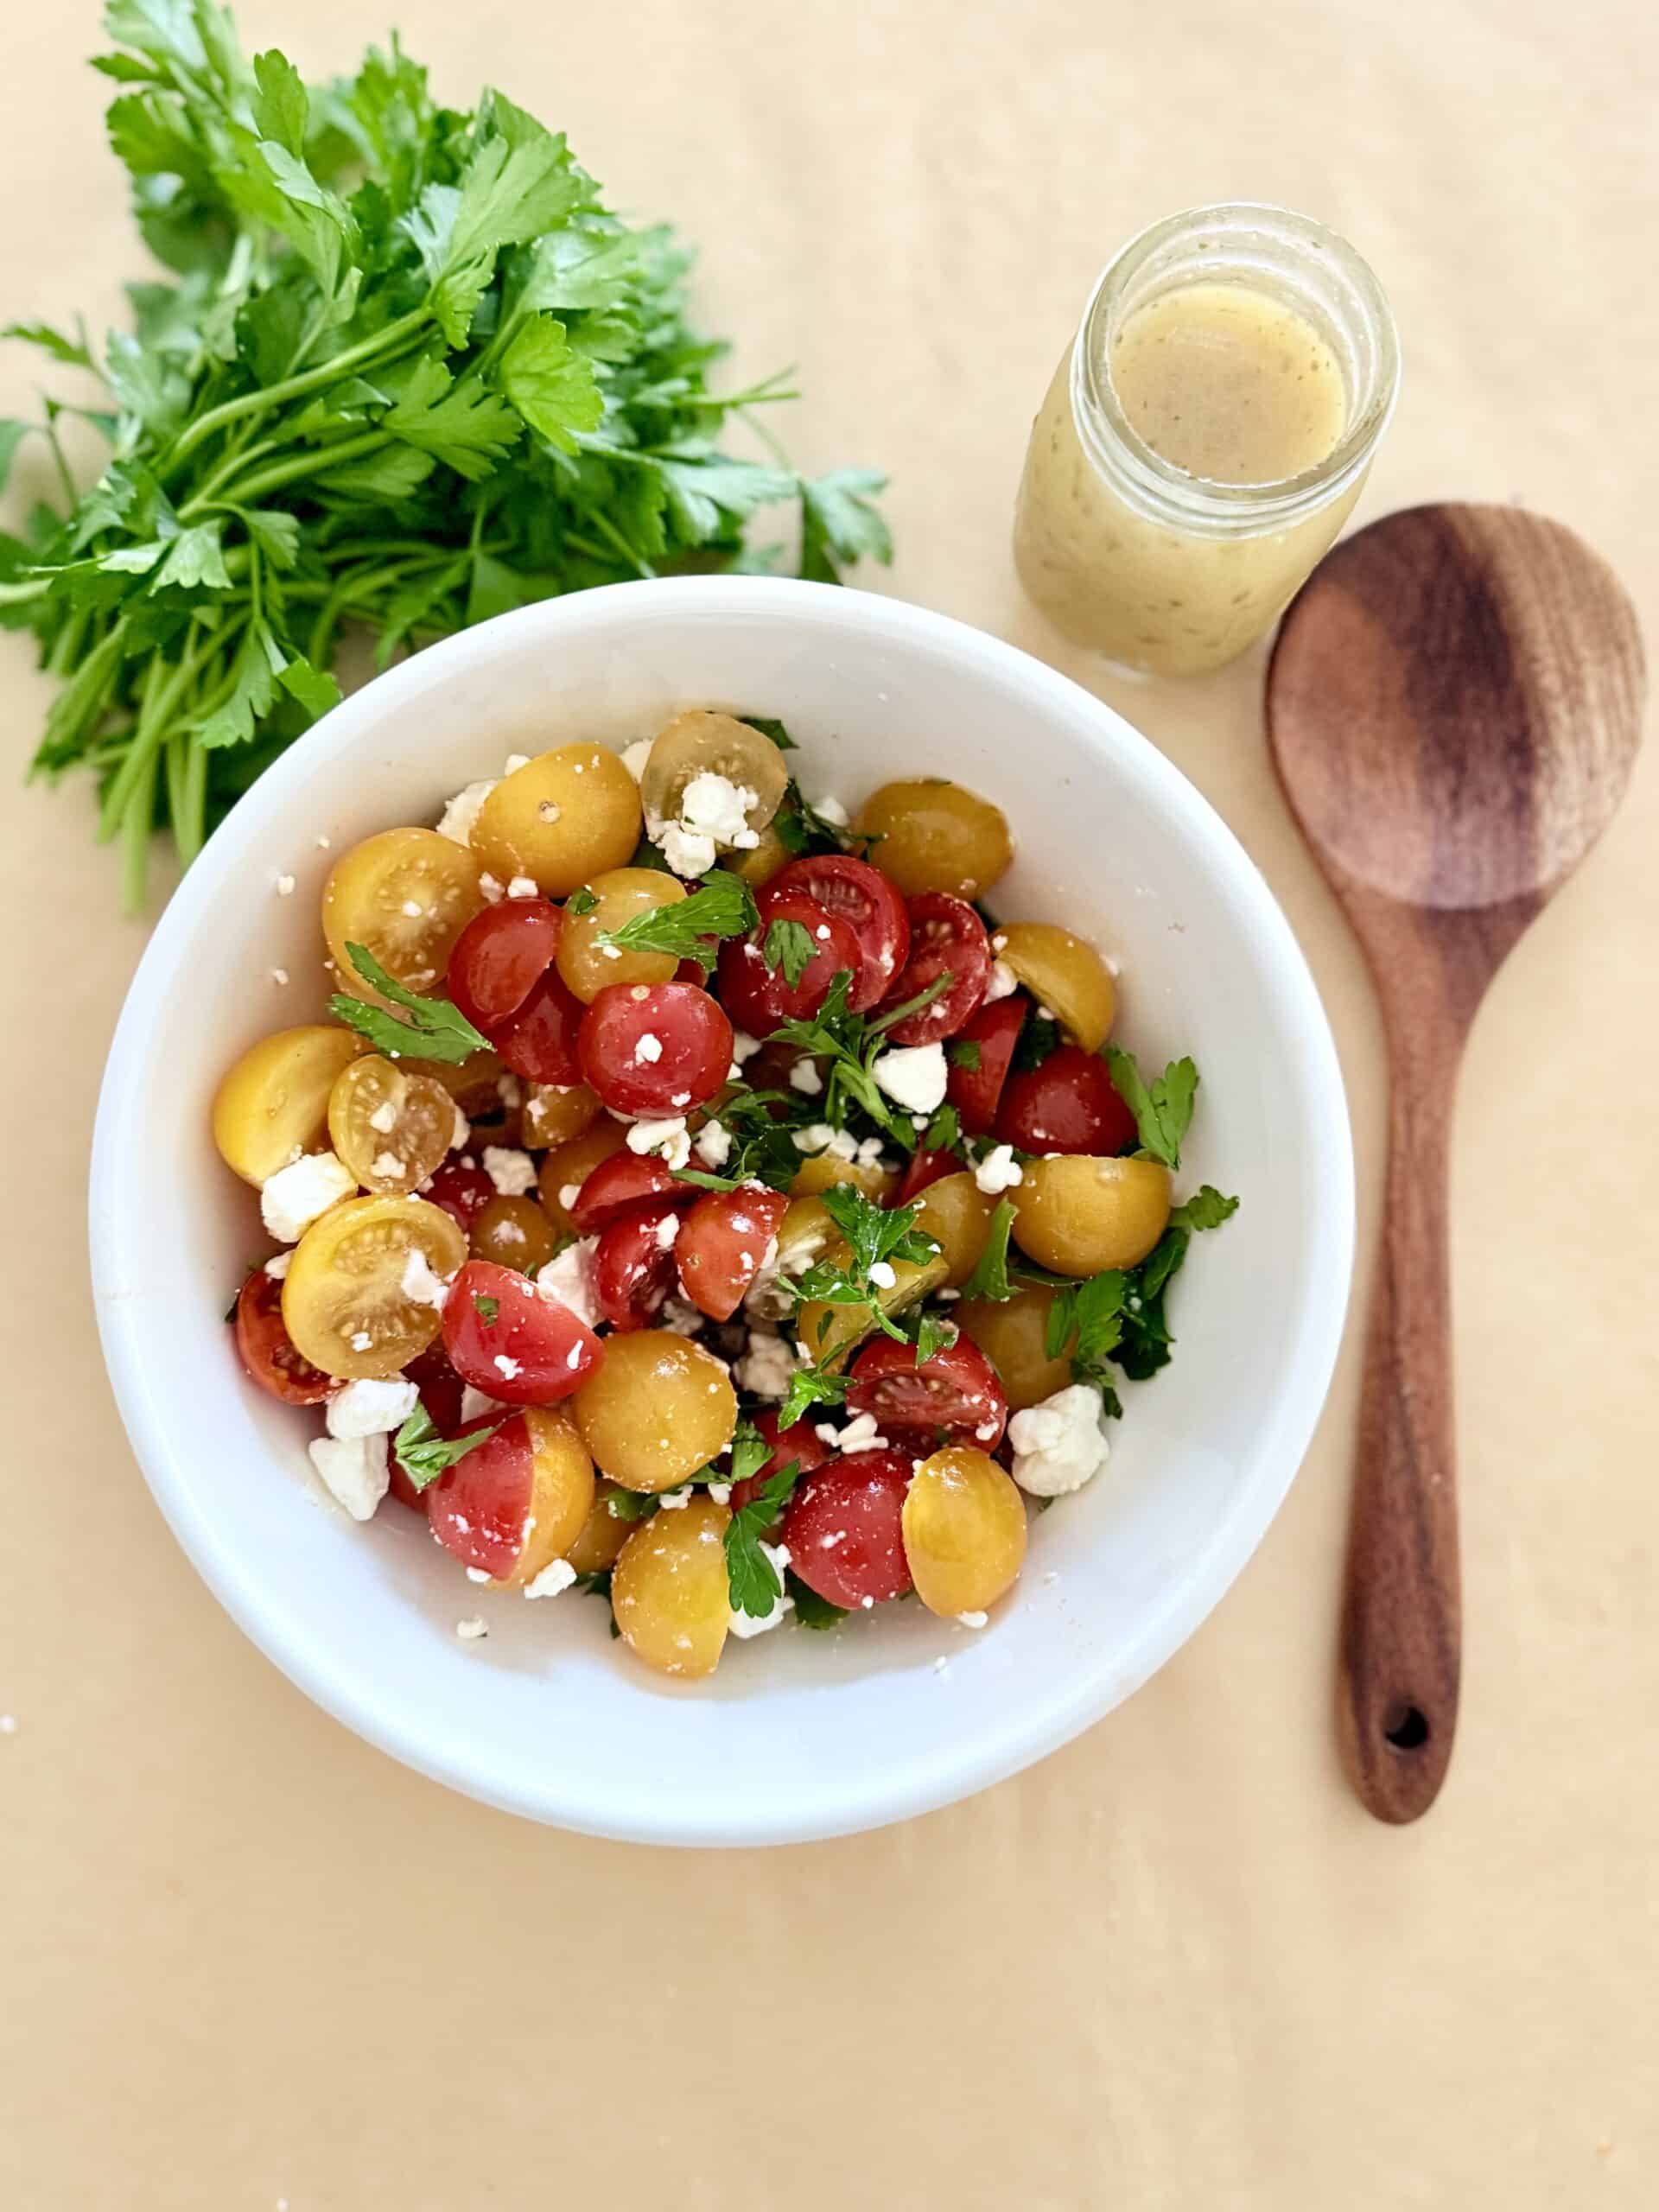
391;1405;502;1492
762;916;817;987
1102;1047;1198;1171
3;11;891;907
791;1184;941;1344
329;943;493;1064
724;1455;804;1618
598;872;758;970
769;970;953;1149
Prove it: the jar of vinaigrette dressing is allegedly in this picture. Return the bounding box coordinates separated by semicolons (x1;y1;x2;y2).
1013;203;1400;675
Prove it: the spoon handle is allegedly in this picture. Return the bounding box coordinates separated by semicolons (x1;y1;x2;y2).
1338;1052;1462;1822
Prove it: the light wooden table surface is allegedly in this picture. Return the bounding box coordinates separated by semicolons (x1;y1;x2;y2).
3;3;1655;2206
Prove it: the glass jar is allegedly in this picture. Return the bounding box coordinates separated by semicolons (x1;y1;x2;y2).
1012;203;1400;676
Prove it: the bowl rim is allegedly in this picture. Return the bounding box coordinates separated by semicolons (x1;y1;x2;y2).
90;574;1354;1846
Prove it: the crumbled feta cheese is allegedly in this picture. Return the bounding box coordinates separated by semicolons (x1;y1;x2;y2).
855;1135;887;1168
836;1411;890;1454
868;1261;897;1290
957;1610;988;1628
653;1211;682;1250
316;834;332;849
620;738;654;782
537;1239;601;1329
731;1031;763;1064
482;1146;537;1198
400;1248;453;1310
727;1542;794;1638
460;1385;508;1424
368;1099;398;1135
307;1433;390;1521
705;1481;732;1504
626;1116;691;1169
680;771;757;850
985;959;1019;1002
506;875;539;899
633;1032;664;1065
811;794;849;826
369;1151;404;1180
467;1567;493;1584
656;1485;694;1510
871;1042;948;1116
1007;1382;1112;1497
556;1183;583;1216
734;1331;797;1399
658;819;716;877
455;1617;488;1640
493;1354;523;1380
326;1377;419;1440
792;1122;859;1160
275;873;296;897
659;1295;706;1336
260;1149;356;1242
450;1102;471;1152
790;1059;823;1096
974;1144;1025;1195
497;1073;523;1108
692;1119;732;1170
524;1558;578;1599
435;778;496;845
479;873;506;904
264;1251;291;1281
270;967;289;988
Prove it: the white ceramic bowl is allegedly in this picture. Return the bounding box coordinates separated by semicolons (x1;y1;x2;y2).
92;576;1352;1846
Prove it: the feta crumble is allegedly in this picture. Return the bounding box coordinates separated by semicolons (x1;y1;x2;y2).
792;1122;859;1160
868;1261;897;1290
836;1411;889;1454
620;738;654;782
985;959;1019;1002
435;778;496;846
261;1149;356;1242
506;875;539;899
307;1433;390;1522
275;873;295;897
401;1248;453;1309
633;1032;664;1065
692;1118;732;1170
811;794;849;826
734;1331;797;1399
524;1558;579;1600
659;1294;706;1336
326;1377;419;1440
537;1239;601;1329
626;1116;691;1169
656;1485;694;1510
974;1144;1025;1195
731;1031;763;1064
1007;1383;1112;1497
455;1617;487;1640
871;1042;948;1116
263;1251;292;1281
957;1610;989;1629
790;1058;823;1096
460;1385;508;1423
481;1146;537;1198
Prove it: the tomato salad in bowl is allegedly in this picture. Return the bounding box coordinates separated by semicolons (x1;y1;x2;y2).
213;709;1236;1678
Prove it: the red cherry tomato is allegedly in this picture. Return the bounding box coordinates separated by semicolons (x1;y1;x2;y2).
848;1334;1008;1450
427;1412;535;1578
233;1267;332;1405
762;856;910;1010
877;893;991;1045
675;1184;789;1321
591;1198;686;1332
893;1147;960;1205
404;1340;467;1437
568;1151;698;1236
946;995;1027;1135
781;1452;916;1608
492;963;586;1085
446;898;563;1031
995;1044;1137;1156
716;893;862;1033
727;1407;836;1515
577;981;733;1116
423;1156;494;1233
441;1259;602;1402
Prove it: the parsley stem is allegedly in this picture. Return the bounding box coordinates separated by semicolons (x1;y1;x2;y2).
119;743;159;913
212;429;392;509
96;626;214;842
160;308;431;480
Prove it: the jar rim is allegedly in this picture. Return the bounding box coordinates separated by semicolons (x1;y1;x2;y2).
1070;201;1401;536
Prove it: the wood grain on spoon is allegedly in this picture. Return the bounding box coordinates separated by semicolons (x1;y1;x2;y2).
1267;504;1643;1824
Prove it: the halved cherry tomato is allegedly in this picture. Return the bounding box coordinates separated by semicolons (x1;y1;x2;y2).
947;995;1027;1135
569;1151;699;1235
404;1340;467;1437
675;1184;789;1321
781;1452;916;1608
592;1199;686;1332
878;893;991;1045
761;856;910;1011
442;1258;602;1402
577;981;733;1116
491;963;586;1085
423;1156;494;1233
234;1268;332;1406
848;1334;1008;1451
446;897;563;1032
893;1147;960;1205
427;1408;592;1583
995;1044;1137;1156
727;1407;836;1515
716;893;861;1033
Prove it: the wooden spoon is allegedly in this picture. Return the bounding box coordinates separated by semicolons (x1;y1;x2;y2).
1267;503;1643;1824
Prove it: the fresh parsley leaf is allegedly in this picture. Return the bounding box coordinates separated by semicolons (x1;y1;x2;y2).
741;715;795;752
726;1416;772;1490
946;1038;981;1072
772;783;852;858
606;1488;660;1522
912;1308;956;1363
775;1364;850;1432
1168;1185;1240;1233
571;1567;613;1601
474;1294;500;1325
793;1186;940;1344
565;885;599;917
600;872;759;967
724;1459;804;1617
1102;1047;1199;1171
1008;1011;1061;1076
1112;1231;1189;1381
391;1405;501;1492
329;944;494;1064
762;916;816;988
799;467;893;584
1046;1269;1128;1374
920;1102;963;1157
957;1198;1018;1302
785;1569;848;1630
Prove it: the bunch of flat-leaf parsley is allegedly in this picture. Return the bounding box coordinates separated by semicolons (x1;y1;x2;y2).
0;2;893;904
